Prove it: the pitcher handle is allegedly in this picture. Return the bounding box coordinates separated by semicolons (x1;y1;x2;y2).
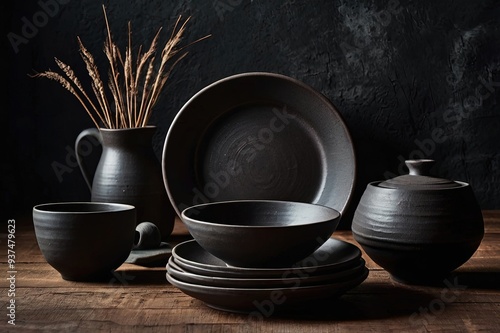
75;128;103;191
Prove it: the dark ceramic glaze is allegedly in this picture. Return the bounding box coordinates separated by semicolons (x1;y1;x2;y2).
166;267;368;314
32;202;136;281
167;257;366;288
133;221;162;250
162;72;356;222
171;237;361;279
181;200;341;268
352;159;484;284
125;242;172;267
75;126;175;241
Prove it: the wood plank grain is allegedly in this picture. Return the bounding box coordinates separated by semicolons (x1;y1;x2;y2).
5;293;500;333
2;211;499;333
482;210;500;233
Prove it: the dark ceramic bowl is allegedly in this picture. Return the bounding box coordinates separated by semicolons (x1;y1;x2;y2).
33;202;136;281
352;233;481;284
352;179;484;284
181;200;341;268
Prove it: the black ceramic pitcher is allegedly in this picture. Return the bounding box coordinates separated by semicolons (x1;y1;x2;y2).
75;126;175;241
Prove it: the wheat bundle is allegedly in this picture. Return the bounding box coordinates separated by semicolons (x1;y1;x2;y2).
32;5;210;129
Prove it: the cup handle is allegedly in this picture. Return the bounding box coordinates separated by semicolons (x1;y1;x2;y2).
75;128;102;191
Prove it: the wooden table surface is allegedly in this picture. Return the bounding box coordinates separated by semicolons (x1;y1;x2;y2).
2;211;499;332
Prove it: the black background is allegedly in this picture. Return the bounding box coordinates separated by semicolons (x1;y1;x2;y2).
4;0;500;226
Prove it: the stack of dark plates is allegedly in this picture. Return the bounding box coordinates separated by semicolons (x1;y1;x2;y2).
166;238;368;313
162;73;364;313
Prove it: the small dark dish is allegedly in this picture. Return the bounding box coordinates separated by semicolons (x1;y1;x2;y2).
181;200;341;268
171;238;361;278
352;159;484;284
167;257;366;288
33;202;136;281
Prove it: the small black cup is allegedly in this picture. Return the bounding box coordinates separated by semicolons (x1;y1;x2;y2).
33;202;136;281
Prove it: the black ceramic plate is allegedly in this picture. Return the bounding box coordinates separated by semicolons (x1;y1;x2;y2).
167;257;366;288
162;72;356;217
166;267;368;314
171;238;362;278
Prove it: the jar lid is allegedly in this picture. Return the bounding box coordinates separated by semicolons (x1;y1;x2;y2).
379;159;462;189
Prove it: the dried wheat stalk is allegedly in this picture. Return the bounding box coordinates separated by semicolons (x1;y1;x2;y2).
31;5;210;129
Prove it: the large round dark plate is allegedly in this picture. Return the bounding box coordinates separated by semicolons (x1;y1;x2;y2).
166;267;368;314
162;72;356;218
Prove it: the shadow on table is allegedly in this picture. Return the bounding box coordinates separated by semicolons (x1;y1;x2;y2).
269;284;436;321
451;270;500;290
201;282;436;322
267;270;500;321
113;268;168;286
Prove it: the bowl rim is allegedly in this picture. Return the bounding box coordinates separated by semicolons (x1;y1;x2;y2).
181;199;341;228
33;201;136;214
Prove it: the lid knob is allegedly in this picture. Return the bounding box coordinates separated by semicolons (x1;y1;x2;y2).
378;159;462;189
406;159;435;176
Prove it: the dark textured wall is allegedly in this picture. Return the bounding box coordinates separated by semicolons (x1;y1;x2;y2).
4;0;500;224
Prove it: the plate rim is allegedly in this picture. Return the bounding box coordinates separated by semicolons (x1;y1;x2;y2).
162;71;356;218
166;267;368;313
167;257;366;288
172;238;362;276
